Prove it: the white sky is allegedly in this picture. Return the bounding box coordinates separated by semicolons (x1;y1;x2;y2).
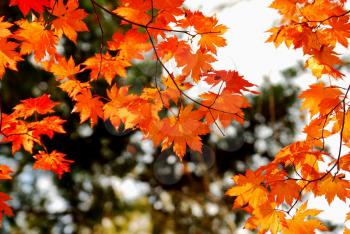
185;0;350;233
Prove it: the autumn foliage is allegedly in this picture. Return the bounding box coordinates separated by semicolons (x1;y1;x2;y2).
226;0;350;233
0;0;350;232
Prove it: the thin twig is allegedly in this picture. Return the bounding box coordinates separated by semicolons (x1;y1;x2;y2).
90;0;105;80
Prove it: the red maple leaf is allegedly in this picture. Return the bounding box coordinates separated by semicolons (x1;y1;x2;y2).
33;150;73;178
10;0;49;16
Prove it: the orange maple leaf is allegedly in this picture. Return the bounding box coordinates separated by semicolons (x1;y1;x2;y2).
0;38;22;79
301;0;345;22
177;49;216;82
269;0;300;21
178;10;227;54
245;202;285;234
299;82;342;117
1;119;36;154
269;179;301;205
107;29;151;61
200;90;250;127
83;53;131;84
161;105;209;158
309;173;350;204
305;46;343;79
103;85;139;129
13;94;58;119
50;0;88;43
0;17;12;38
45;56;81;80
0;165;12;180
113;0;151;25
156;37;192;64
226;170;269;209
30;116;66;139
72;90;104;127
303;117;332;141
324;16;350;47
59;79;91;99
281;202;328;234
14;20;58;61
338;152;350;172
33;150;73;177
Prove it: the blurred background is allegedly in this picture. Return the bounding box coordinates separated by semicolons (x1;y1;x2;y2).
0;0;307;233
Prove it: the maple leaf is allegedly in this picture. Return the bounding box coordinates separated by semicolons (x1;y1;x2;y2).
339;152;350;172
309;173;350;204
151;0;184;28
30;116;66;139
1;119;37;154
301;0;345;22
305;47;344;79
83;53;131;84
156;37;192;63
177;49;216;82
153;0;184;9
107;29;151;61
33;150;73;177
103;85;139;129
44;56;81;80
178;10;227;54
203;70;257;94
72;90;104;127
59;79;91;99
332;110;350;145
324;16;350;47
0;17;12;38
113;0;151;25
273;141;325;178
0;192;13;223
50;0;88;43
161;105;209;158
226;170;269;209
13;94;58;119
9;0;49;15
267;24;321;54
200;90;250;127
269;0;300;21
303;117;332;141
14;20;58;61
269;179;301;205
141;87;178;110
281;202;328;234
245;202;285;234
141;76;185;110
0;165;12;180
266;26;291;48
0;38;22;79
299;82;342;117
